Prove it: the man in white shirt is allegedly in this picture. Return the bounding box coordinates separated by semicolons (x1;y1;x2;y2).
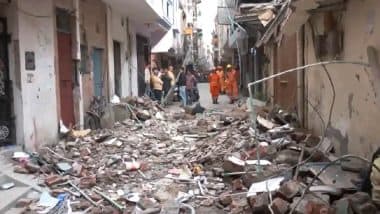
144;63;151;97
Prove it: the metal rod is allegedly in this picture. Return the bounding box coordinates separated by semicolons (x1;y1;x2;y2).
93;188;125;211
293;145;305;180
69;181;98;207
247;60;370;88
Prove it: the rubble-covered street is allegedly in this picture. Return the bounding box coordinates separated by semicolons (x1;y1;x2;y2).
2;0;380;213
1;95;378;214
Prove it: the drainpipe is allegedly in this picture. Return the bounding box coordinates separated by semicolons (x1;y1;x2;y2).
106;6;114;98
73;0;83;129
296;26;305;127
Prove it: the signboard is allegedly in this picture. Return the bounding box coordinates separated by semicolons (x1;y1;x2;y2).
25;51;35;71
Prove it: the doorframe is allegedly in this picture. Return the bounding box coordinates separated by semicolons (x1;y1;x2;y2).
0;17;14;145
56;7;75;126
136;34;149;97
113;40;122;97
92;47;104;97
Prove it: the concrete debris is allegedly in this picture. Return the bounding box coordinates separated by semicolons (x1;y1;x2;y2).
6;102;380;213
271;197;290;214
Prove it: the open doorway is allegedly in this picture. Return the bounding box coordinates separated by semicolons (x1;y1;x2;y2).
0;17;14;145
136;35;149;96
56;8;75;127
92;48;104;97
113;41;121;97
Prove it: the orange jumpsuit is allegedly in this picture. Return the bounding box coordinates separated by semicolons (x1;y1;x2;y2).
226;69;239;101
216;69;225;93
209;72;220;99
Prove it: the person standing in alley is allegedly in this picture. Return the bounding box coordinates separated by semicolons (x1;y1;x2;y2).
161;68;172;98
177;68;187;107
216;66;225;94
168;66;176;87
144;63;151;97
226;64;239;104
208;67;220;104
151;68;163;103
186;69;197;105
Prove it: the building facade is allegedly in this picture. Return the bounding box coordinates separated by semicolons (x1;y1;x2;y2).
0;0;179;151
223;0;380;158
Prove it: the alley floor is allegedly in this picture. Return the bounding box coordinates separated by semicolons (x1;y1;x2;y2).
197;83;235;111
1;90;378;214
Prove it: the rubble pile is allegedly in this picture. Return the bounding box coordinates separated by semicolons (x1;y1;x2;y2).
5;100;380;213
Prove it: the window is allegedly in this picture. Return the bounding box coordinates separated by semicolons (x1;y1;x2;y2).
56;8;71;33
167;2;170;17
165;0;173;24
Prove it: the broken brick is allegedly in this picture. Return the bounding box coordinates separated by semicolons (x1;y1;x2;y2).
25;162;40;173
50;188;67;197
291;194;330;214
232;178;244;191
222;155;245;173
219;192;233;207
305;202;332;214
230;196;249;210
14;166;30;174
347;192;377;214
200;198;214;207
44;175;68;186
248;192;270;213
79;175;97;188
137;198;160;210
15;198;33;208
278;180;301;200
271;198;289;214
89;192;102;202
80;147;91;156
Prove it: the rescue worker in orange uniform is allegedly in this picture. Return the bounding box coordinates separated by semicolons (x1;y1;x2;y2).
216;66;225;94
208;67;221;104
226;64;239;104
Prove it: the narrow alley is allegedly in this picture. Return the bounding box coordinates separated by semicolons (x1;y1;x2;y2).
1;0;380;214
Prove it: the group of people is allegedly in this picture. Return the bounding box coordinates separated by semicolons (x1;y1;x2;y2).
209;64;239;104
144;64;176;103
144;64;199;106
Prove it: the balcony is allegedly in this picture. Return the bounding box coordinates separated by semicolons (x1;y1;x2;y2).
102;0;164;28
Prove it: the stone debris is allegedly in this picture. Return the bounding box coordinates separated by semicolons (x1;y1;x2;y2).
6;98;380;213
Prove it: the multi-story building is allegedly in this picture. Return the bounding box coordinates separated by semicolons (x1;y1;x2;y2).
0;0;178;151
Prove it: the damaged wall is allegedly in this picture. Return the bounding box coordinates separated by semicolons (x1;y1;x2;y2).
106;8;135;98
17;0;59;150
2;1;23;146
80;0;108;111
305;0;380;157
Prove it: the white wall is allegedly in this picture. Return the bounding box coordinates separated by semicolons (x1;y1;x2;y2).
17;0;58;150
107;8;142;97
3;1;23;146
146;0;164;18
305;0;380;157
110;8;131;97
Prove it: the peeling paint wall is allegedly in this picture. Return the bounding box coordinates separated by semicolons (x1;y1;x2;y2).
306;0;380;158
107;8;136;97
17;0;58;150
80;0;108;111
2;1;23;146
